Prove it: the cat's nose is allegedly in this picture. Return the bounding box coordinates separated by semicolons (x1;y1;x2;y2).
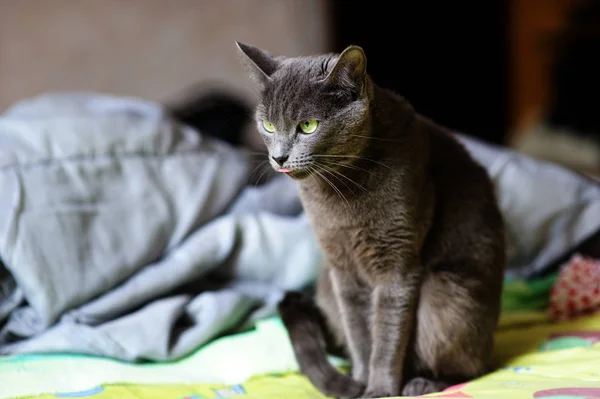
272;155;289;166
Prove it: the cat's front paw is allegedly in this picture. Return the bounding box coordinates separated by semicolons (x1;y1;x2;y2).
401;377;449;397
363;377;400;398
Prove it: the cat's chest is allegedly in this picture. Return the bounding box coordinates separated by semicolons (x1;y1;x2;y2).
298;179;433;276
299;187;367;229
299;190;388;273
310;218;393;280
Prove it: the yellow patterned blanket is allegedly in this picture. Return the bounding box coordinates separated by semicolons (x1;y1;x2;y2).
2;309;600;399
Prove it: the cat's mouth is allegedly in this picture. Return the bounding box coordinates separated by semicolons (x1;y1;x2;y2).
269;159;312;179
276;167;312;180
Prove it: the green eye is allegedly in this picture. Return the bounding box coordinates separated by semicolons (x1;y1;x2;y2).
262;120;276;133
299;120;319;134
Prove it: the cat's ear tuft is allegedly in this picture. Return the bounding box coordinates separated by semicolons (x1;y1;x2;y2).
325;45;367;92
236;41;280;88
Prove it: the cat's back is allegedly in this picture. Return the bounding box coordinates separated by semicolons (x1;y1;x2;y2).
425;120;499;215
421;119;505;276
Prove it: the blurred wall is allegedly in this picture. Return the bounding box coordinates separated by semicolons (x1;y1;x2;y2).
509;0;573;135
0;0;332;111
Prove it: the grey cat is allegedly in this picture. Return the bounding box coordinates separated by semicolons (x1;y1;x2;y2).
237;42;505;398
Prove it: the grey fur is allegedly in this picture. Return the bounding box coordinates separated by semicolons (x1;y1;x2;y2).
237;42;505;398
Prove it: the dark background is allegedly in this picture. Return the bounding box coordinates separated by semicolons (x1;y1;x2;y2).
331;1;509;145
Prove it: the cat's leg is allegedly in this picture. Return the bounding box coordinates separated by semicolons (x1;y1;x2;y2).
404;270;501;396
363;265;422;398
326;267;373;386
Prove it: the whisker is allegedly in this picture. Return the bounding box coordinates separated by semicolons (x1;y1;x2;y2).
311;165;351;210
318;159;375;176
346;134;404;142
311;166;337;198
313;154;393;171
314;161;367;193
252;162;272;186
248;160;267;180
314;162;356;196
308;165;325;190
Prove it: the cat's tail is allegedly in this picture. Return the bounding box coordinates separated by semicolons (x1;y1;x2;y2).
277;291;365;398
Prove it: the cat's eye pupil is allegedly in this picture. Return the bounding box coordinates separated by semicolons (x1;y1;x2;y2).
298;120;318;134
262;120;275;133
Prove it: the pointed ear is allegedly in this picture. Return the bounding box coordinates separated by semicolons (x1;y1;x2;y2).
325;45;367;92
236;41;280;88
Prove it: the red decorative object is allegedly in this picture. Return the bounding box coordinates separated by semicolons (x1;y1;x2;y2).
549;254;600;321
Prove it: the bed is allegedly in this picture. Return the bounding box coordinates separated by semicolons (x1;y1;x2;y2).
3;274;600;399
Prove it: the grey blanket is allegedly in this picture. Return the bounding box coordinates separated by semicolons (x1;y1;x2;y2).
1;93;599;361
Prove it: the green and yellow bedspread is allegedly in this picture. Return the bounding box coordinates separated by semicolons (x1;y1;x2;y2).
2;278;600;399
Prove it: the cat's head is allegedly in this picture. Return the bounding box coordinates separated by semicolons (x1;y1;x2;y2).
237;42;371;179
